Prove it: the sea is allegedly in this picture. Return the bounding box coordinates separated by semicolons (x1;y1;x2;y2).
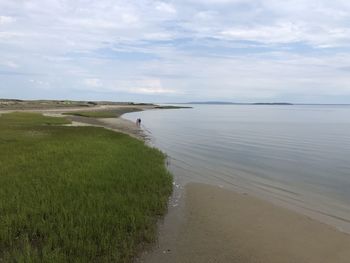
124;105;350;232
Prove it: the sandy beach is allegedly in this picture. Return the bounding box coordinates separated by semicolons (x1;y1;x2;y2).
138;183;350;263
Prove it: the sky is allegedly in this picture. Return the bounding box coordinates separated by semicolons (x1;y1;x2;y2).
1;0;350;103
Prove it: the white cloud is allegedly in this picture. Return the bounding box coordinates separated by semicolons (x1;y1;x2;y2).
129;79;178;94
187;0;250;4
28;79;51;90
1;60;19;68
2;0;350;49
0;15;15;25
220;23;303;43
121;13;139;24
155;2;177;14
1;0;350;102
131;87;178;94
84;78;102;88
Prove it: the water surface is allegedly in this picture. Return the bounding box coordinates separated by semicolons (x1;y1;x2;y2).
125;105;350;231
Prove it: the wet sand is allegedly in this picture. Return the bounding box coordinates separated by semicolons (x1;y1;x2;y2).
94;117;147;140
138;183;350;263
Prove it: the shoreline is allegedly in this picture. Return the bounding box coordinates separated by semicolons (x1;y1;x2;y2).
138;183;350;263
3;106;350;262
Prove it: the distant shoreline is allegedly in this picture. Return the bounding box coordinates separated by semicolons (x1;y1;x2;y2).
3;99;350;108
174;102;350;105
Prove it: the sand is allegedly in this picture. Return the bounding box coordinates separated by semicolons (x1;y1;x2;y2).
138;183;350;263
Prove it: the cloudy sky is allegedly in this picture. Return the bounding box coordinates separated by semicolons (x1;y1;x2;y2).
1;0;350;103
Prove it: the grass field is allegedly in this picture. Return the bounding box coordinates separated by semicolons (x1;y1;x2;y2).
0;112;172;262
62;108;142;118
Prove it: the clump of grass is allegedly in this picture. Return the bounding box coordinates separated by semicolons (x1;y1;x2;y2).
0;111;70;126
63;108;142;118
0;112;172;262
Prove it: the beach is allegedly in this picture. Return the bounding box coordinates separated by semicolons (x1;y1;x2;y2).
138;183;350;263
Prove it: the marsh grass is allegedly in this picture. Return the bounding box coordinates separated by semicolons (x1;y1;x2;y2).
0;112;172;262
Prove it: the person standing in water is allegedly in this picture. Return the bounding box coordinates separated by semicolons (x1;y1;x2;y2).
136;118;141;127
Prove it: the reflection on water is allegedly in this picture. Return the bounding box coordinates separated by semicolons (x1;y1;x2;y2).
124;105;350;232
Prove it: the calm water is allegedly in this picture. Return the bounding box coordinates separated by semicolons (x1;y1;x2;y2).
125;105;350;231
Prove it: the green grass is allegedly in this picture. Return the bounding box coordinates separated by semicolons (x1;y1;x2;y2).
62;108;142;118
0;112;172;262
